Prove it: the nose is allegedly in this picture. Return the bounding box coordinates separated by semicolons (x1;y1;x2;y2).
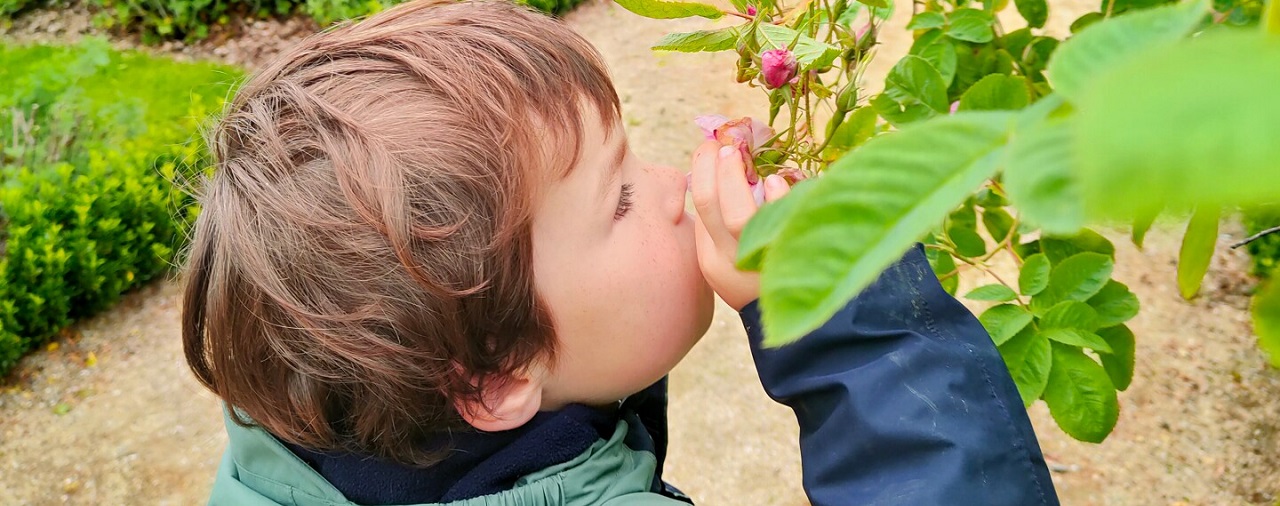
652;164;688;224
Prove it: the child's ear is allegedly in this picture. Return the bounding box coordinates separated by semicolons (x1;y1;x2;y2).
454;363;546;432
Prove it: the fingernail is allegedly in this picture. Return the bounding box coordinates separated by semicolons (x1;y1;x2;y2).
719;145;736;159
765;174;787;191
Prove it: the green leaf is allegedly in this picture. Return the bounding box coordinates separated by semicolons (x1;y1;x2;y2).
1268;0;1280;34
1070;11;1105;33
836;0;863;25
1003;118;1084;235
1019;253;1051;296
1088;280;1140;327
1032;252;1114;313
927;245;960;295
1041;300;1100;332
757;24;841;69
947;206;987;257
1043;343;1119;443
980;303;1034;344
869;0;895;20
1077;32;1280;221
1097;325;1136;390
966;284;1019;302
871;93;936;127
1047;0;1207;103
909;30;958;86
822;106;878;161
613;0;723;19
1131;210;1157;249
1177;207;1219;300
1042;230;1116;264
759;112;1016;345
1254;279;1280;367
1042;328;1112;353
908;11;947;29
736;181;817;271
982;207;1015;243
958;74;1030;111
999;327;1053;406
1015;0;1049;27
885;55;950;113
652;27;739;52
947;8;996;43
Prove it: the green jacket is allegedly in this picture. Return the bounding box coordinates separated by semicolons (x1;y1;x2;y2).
209;412;686;506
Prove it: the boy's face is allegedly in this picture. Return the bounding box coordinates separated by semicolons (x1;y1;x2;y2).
531;113;716;408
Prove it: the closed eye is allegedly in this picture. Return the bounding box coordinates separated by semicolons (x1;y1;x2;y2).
614;183;635;221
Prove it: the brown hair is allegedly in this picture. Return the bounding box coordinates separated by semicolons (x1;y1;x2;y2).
182;0;619;467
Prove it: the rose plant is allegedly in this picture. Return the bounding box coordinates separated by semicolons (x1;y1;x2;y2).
618;0;1280;443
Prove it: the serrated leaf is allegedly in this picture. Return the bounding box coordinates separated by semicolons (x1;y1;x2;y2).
1020;253;1051;296
1042;328;1113;353
871;93;936;127
1042;230;1116;264
652;27;739;52
908;11;947;28
947;217;987;257
966;284;1019;302
1097;325;1136;390
982;207;1015;243
736;181;817;271
1048;0;1208;103
958;74;1029;111
1015;0;1048;27
927;246;960;295
822;106;878;161
613;0;724;19
980;303;1034;344
885;55;950;113
759;112;1016;345
1043;343;1119;442
1088;280;1140;327
757;24;841;69
1177;207;1219;299
1032;252;1114;313
1003;118;1084;235
947;8;996;43
1041;300;1100;332
999;327;1053;406
909;30;958;86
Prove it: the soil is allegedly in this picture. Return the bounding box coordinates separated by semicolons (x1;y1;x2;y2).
2;1;1278;505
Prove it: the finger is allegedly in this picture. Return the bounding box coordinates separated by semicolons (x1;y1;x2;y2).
690;141;736;247
716;145;758;238
764;174;791;203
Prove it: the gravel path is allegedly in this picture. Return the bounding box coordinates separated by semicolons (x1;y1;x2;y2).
2;1;1278;504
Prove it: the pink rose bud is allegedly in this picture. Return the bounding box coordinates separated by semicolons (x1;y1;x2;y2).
760;49;798;90
747;5;758;15
949;101;960;114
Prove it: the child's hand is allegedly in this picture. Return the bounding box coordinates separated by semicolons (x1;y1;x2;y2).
690;141;791;311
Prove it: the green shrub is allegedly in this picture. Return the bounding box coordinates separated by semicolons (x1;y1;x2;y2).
0;38;239;375
82;0;587;43
1243;205;1280;278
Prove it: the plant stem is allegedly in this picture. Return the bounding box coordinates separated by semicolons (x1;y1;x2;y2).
1231;225;1280;249
724;10;755;20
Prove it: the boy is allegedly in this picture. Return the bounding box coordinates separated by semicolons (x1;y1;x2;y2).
181;1;1059;504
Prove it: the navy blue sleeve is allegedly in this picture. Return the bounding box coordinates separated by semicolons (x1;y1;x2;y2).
740;244;1059;506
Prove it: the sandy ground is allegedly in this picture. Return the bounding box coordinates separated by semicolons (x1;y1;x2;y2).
2;0;1279;504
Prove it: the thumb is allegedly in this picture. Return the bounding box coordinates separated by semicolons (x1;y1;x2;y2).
763;174;791;203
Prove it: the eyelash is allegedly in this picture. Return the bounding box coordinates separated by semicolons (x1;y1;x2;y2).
614;183;635;221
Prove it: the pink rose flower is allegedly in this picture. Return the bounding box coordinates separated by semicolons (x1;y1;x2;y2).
760;49;798;90
694;115;778;205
